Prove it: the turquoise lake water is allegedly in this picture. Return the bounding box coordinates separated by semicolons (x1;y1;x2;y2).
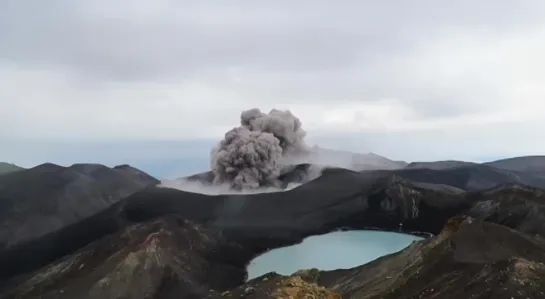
246;230;423;280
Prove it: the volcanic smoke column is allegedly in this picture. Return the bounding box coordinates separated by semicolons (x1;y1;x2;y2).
211;108;310;190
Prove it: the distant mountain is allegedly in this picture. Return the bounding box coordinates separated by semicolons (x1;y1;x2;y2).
385;164;545;191
352;152;408;170
180;153;545;191
307;147;408;170
3;161;545;298
404;156;545;174
182;156;545;193
0;163;159;250
0;163;24;175
176;148;407;186
405;160;478;170
484;156;545;173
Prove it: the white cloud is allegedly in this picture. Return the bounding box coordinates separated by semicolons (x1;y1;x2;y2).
1;0;545;166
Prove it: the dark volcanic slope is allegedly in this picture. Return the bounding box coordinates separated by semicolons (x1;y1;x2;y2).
405;160;477;170
0;217;250;299
0;163;158;250
131;168;378;234
315;216;545;299
0;163;24;175
2;169;545;298
484;155;545;173
366;164;545;191
0;169;410;281
0;168;468;282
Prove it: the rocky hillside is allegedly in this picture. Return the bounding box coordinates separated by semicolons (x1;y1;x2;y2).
0;163;159;250
1;163;545;298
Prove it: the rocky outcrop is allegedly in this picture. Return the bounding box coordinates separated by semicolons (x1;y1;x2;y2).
316;216;545;298
0;163;158;251
228;275;342;299
1;166;545;298
230;216;545;299
0;217;250;299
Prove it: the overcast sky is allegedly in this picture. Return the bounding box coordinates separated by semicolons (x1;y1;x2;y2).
1;1;544;177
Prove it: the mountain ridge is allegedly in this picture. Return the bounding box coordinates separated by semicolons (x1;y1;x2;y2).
0;162;159;250
484;155;545;172
5;153;545;179
0;163;24;175
2;169;545;298
2;154;545;298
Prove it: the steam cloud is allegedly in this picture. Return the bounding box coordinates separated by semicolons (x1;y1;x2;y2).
160;108;404;194
211;108;310;190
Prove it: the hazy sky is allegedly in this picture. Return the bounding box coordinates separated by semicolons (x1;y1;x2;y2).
1;1;544;177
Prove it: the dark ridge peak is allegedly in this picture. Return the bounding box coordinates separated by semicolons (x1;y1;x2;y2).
113;164;132;169
31;162;66;172
112;164;151;174
320;166;358;175
113;165;159;183
113;164;154;176
113;164;147;171
488;155;545;162
71;163;108;167
69;163;111;174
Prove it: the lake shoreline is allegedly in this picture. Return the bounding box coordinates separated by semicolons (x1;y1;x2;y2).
246;229;423;280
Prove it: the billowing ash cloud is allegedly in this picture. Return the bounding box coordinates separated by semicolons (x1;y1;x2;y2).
211;108;310;190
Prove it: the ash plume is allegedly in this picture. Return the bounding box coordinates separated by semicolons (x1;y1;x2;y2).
211;108;310;190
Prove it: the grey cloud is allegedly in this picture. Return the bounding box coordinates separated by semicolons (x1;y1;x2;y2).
3;1;544;82
1;0;545;145
0;1;368;81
